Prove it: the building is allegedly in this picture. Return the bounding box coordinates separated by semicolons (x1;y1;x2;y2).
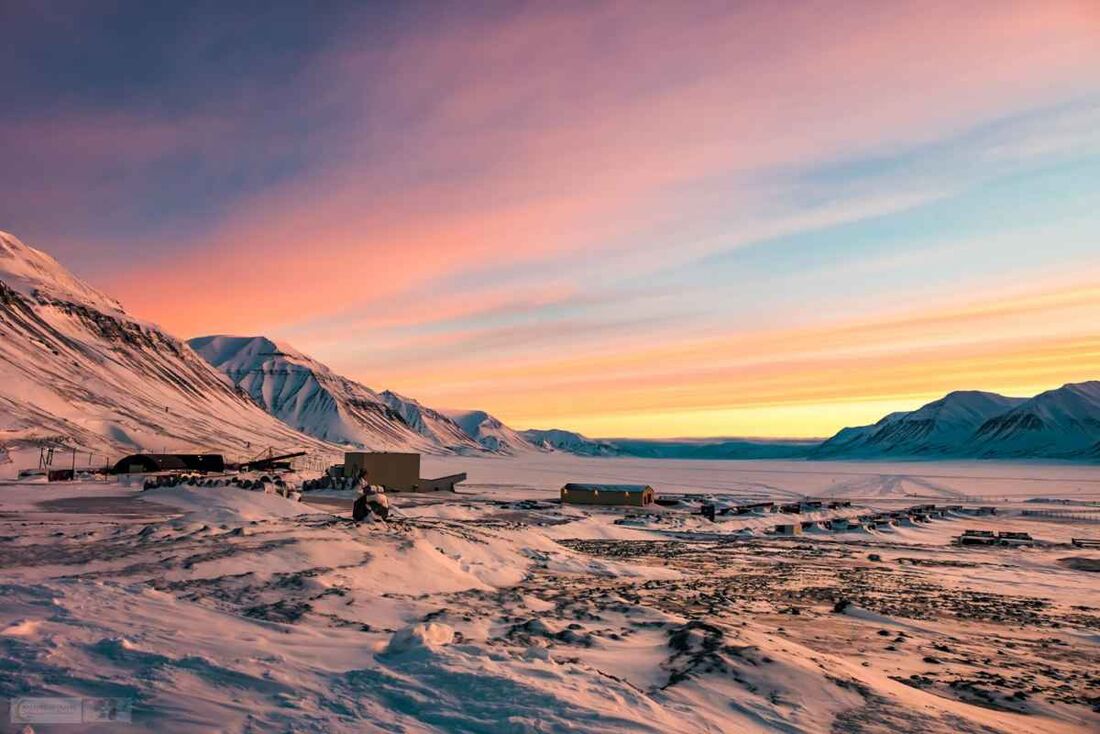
560;483;654;507
958;529;997;546
344;452;420;491
417;473;467;492
733;502;774;515
774;523;802;536
111;453;225;474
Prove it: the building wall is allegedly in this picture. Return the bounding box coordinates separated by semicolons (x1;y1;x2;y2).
561;487;653;506
417;473;467;492
344;452;420;491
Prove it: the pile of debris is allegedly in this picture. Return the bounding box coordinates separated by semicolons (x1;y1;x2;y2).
141;472;298;499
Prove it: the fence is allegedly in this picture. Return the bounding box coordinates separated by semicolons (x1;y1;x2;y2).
1021;510;1100;523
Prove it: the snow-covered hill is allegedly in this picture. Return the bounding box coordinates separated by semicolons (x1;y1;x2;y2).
189;336;441;451
0;232;330;465
970;381;1100;459
813;391;1025;458
441;409;543;454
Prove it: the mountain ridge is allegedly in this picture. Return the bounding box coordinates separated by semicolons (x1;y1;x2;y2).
2;232;1096;464
0;232;332;463
190;335;541;455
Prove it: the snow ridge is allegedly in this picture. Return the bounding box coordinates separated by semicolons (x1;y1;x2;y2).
0;231;124;315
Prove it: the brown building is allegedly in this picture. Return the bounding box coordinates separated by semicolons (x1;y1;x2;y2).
560;483;655;507
344;452;420;491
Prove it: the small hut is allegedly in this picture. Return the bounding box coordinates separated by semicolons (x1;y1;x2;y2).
560;483;654;507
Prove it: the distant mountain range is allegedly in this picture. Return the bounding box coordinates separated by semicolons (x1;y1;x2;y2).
189;335;828;459
812;384;1100;460
1;230;1097;463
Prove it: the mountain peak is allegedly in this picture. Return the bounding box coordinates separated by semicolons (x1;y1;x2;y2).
188;335;311;369
0;231;124;314
439;408;538;453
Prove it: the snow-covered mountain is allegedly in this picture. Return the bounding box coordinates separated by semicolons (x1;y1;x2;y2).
377;391;486;453
519;428;619;456
0;231;125;314
0;232;331;464
970;381;1100;459
813;391;1025;458
188;336;443;451
190;336;540;454
815;384;1100;460
440;409;543;454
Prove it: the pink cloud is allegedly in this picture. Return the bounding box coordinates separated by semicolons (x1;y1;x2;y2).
85;0;1098;346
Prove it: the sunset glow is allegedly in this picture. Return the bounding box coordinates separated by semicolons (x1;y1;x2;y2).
3;1;1098;437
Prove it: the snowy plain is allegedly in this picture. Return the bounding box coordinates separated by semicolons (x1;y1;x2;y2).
423;453;1100;501
0;456;1098;733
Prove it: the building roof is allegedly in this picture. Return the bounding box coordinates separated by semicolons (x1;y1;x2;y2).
562;483;653;493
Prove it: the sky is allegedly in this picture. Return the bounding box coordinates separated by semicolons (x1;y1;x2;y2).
2;0;1099;438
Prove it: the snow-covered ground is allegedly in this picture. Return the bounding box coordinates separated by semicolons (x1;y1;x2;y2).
1;457;1098;732
424;453;1100;501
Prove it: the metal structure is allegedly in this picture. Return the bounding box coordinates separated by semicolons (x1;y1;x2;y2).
237;449;307;472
